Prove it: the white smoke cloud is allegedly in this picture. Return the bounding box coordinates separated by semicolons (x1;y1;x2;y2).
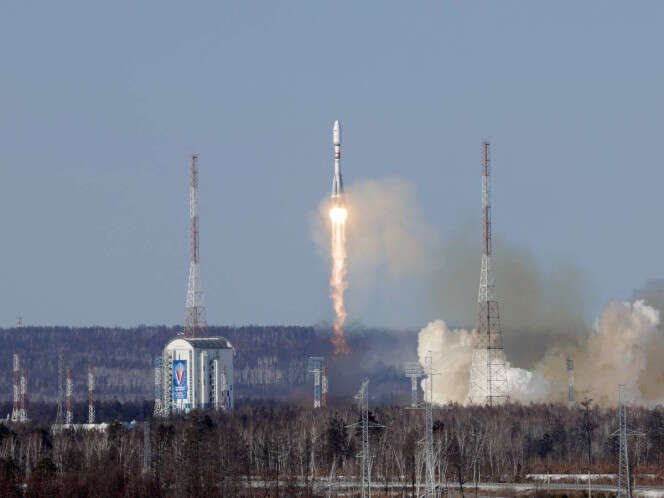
417;319;552;405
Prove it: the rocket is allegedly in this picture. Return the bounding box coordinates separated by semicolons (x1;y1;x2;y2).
331;120;343;202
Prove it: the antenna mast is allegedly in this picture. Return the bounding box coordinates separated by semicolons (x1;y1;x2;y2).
469;141;509;405
184;154;207;337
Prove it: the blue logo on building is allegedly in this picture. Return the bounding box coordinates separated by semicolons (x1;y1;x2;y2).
173;360;188;400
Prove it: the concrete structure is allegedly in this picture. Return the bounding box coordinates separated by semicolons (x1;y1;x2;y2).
161;337;234;413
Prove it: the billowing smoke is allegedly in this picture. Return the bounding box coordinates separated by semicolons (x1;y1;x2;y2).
537;300;662;405
312;177;664;406
417;320;551;405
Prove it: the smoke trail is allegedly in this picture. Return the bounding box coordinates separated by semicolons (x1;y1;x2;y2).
329;205;350;354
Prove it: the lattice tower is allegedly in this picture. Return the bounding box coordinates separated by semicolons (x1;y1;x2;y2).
20;367;27;423
55;350;65;424
469;141;509;405
184;154;207;337
153;355;163;417
308;356;325;408
404;362;425;408
65;368;73;425
88;361;95;424
11;354;20;422
611;385;644;498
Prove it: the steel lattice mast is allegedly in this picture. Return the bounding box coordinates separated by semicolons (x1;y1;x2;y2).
423;354;436;497
55;350;65;424
153;355;163;417
88;361;95;424
469;141;509;405
65;368;73;425
11;354;20;422
184;154;207;337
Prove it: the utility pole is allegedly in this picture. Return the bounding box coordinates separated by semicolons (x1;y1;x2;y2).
469;141;508;405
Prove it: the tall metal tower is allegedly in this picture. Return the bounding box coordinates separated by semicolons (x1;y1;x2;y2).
422;354;437;498
184;154;207;338
153;355;163;418
55;350;65;425
308;356;325;408
65;368;73;425
11;354;20;422
347;379;384;498
567;358;575;408
20;367;27;423
404;362;425;408
16;315;22;328
469;141;509;405
356;379;371;498
322;365;328;408
88;361;95;424
143;421;152;475
611;385;644;498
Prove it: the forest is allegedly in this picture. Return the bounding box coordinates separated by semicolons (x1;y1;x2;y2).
0;400;662;497
0;325;417;405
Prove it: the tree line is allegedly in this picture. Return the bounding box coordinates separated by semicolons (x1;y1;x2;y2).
0;400;662;496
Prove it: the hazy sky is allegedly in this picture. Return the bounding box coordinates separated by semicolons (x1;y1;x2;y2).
1;2;663;328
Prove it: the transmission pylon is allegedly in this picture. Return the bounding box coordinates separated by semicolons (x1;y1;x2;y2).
611;385;644;498
153;355;164;417
55;350;65;424
183;154;207;337
347;379;384;498
469;141;509;405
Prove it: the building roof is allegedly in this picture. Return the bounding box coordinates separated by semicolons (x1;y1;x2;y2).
168;336;234;350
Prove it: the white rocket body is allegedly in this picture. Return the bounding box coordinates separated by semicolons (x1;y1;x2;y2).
332;120;343;202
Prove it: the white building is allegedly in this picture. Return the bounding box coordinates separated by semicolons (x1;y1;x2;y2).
162;337;234;413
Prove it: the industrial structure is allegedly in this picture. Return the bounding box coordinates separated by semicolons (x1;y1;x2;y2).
184;154;207;338
611;385;644;498
156;155;234;415
404;362;425;408
567;358;575;408
55;350;65;425
11;354;20;422
469;141;509;405
88;361;95;424
160;337;234;413
307;356;327;408
65;368;73;425
11;354;27;423
153;355;164;417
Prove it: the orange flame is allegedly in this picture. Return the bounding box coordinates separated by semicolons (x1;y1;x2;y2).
329;204;350;354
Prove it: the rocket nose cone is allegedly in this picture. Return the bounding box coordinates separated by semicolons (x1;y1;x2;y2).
333;120;341;145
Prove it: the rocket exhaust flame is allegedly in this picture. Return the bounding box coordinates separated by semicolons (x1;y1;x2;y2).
329;120;350;354
330;204;349;354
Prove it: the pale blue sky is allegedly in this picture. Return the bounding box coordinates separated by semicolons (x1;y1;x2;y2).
1;2;662;328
